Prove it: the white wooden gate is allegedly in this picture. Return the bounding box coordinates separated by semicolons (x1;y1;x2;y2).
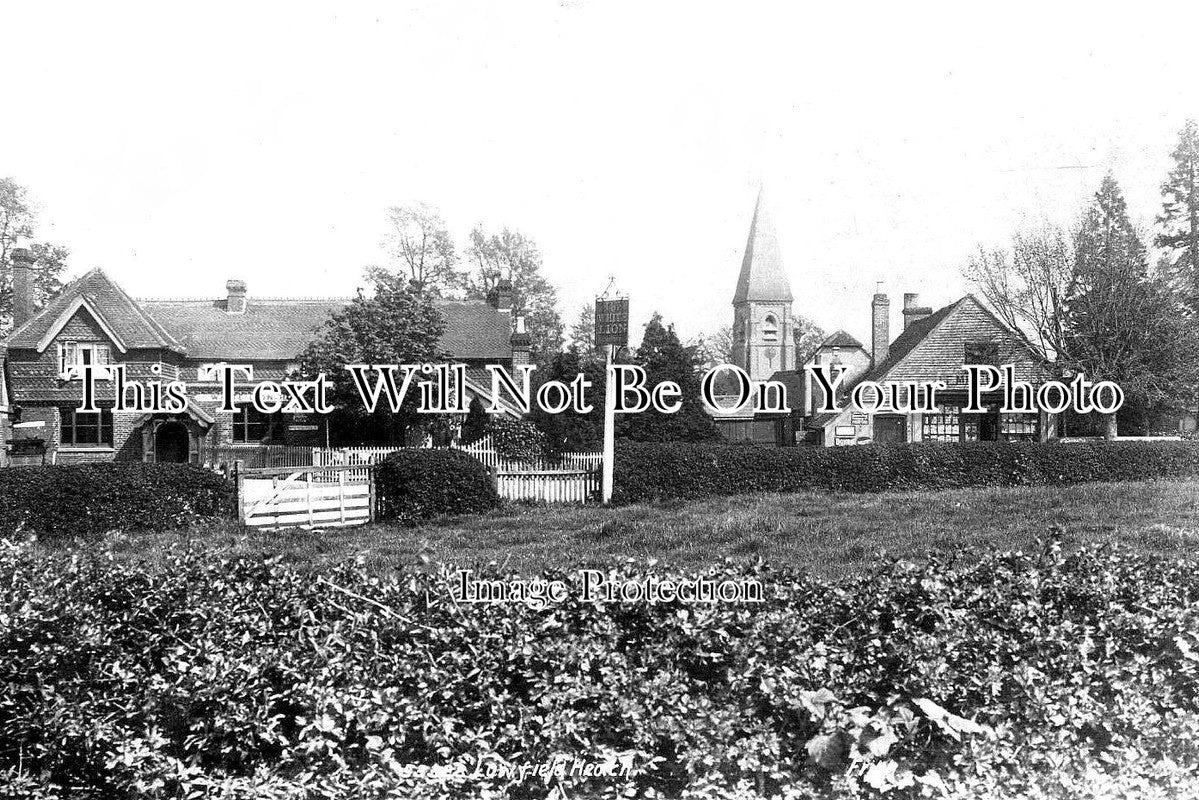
494;469;600;503
238;465;373;529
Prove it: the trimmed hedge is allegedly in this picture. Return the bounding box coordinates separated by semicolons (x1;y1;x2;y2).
2;539;1199;797
612;439;1199;503
0;463;235;539
375;448;500;523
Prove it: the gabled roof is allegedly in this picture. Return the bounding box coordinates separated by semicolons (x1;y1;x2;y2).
7;269;184;353
818;329;865;350
733;188;793;304
858;298;963;385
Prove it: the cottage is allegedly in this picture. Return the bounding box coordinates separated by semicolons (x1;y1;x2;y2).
802;291;1052;445
0;249;526;465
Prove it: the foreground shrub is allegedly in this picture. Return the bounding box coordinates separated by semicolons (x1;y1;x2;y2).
375;448;500;523
1;535;1198;798
612;439;1199;503
0;463;234;539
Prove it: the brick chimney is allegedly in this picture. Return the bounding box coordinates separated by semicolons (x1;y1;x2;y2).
510;315;531;365
226;279;247;314
902;292;933;330
871;286;890;368
11;247;35;329
487;279;513;313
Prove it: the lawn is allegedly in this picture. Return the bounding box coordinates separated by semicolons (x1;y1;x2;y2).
92;477;1199;578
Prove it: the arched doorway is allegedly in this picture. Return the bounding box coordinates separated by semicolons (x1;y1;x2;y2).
155;421;190;463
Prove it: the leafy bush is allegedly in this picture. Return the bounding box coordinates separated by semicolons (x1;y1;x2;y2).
612;439;1199;503
1;536;1198;798
375;448;500;523
488;415;546;461
0;463;234;539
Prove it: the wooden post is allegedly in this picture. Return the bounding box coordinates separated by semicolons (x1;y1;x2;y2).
602;343;616;504
235;463;247;527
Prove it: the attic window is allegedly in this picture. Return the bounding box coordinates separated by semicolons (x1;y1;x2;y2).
763;315;779;343
58;342;111;377
964;342;999;365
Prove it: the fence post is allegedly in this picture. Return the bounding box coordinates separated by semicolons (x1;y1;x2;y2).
235;463;247;526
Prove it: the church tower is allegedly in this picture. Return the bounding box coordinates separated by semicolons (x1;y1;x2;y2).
732;189;794;381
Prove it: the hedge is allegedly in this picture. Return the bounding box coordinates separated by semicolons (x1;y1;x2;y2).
375;448;500;524
0;463;235;539
2;538;1198;798
612;439;1199;503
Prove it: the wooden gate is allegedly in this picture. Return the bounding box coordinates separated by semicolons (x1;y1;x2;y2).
237;465;373;529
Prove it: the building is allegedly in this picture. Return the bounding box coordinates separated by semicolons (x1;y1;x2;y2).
0;250;526;466
712;190;798;442
803;291;1052;445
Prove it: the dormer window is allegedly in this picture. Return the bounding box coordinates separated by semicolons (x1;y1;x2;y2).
763;315;779;343
58;342;111;378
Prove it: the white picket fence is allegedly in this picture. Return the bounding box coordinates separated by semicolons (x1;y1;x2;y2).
495;469;600;503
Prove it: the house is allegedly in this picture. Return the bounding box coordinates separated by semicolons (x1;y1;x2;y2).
803;291;1052;446
0;248;526;466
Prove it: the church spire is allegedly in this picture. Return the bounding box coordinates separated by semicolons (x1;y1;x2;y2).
733;187;793;304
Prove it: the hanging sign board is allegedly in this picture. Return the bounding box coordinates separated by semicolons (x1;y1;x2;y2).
594;297;629;348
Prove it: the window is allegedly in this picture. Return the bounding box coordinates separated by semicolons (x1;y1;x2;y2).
232;407;271;443
964;342;999;365
58;342;112;377
922;405;961;442
763;315;779;343
1001;412;1039;441
60;407;113;447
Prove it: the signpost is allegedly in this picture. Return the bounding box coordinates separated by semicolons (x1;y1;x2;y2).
596;283;629;504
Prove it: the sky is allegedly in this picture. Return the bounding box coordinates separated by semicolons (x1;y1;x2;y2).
2;1;1198;347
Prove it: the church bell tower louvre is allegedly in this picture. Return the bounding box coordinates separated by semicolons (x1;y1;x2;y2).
732;188;795;382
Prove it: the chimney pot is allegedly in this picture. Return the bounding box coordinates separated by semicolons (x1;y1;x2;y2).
871;290;890;368
11;248;35;329
226;278;247;314
487;279;513;313
901;292;934;330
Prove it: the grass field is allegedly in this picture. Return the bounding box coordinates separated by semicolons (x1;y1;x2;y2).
84;477;1199;578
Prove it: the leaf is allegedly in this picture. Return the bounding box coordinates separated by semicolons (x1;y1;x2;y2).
806;732;846;770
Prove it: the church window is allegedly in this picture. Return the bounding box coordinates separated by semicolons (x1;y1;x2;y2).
763;315;779;343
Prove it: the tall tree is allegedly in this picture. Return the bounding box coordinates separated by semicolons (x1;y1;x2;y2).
695;325;733;366
1065;175;1199;433
617;313;721;443
381;202;461;294
457;226;564;364
298;270;446;445
529;346;606;454
0;178;68;334
1157;119;1199;312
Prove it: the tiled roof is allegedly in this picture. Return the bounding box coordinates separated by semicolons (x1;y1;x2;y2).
857;299;962;385
733;188;793;303
434;300;513;361
764;369;804;412
819;329;865;350
7;269;184;353
141;298;345;361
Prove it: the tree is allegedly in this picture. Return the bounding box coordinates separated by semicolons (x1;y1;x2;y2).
1157;120;1199;312
963;223;1073;367
456;226;564;364
567;303;598;360
381;202;461;295
298;270;446;445
792;314;827;365
530;346;607;454
1065;175;1199;434
617;313;722;443
1;178;68;334
695;325;733;365
460;396;490;445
